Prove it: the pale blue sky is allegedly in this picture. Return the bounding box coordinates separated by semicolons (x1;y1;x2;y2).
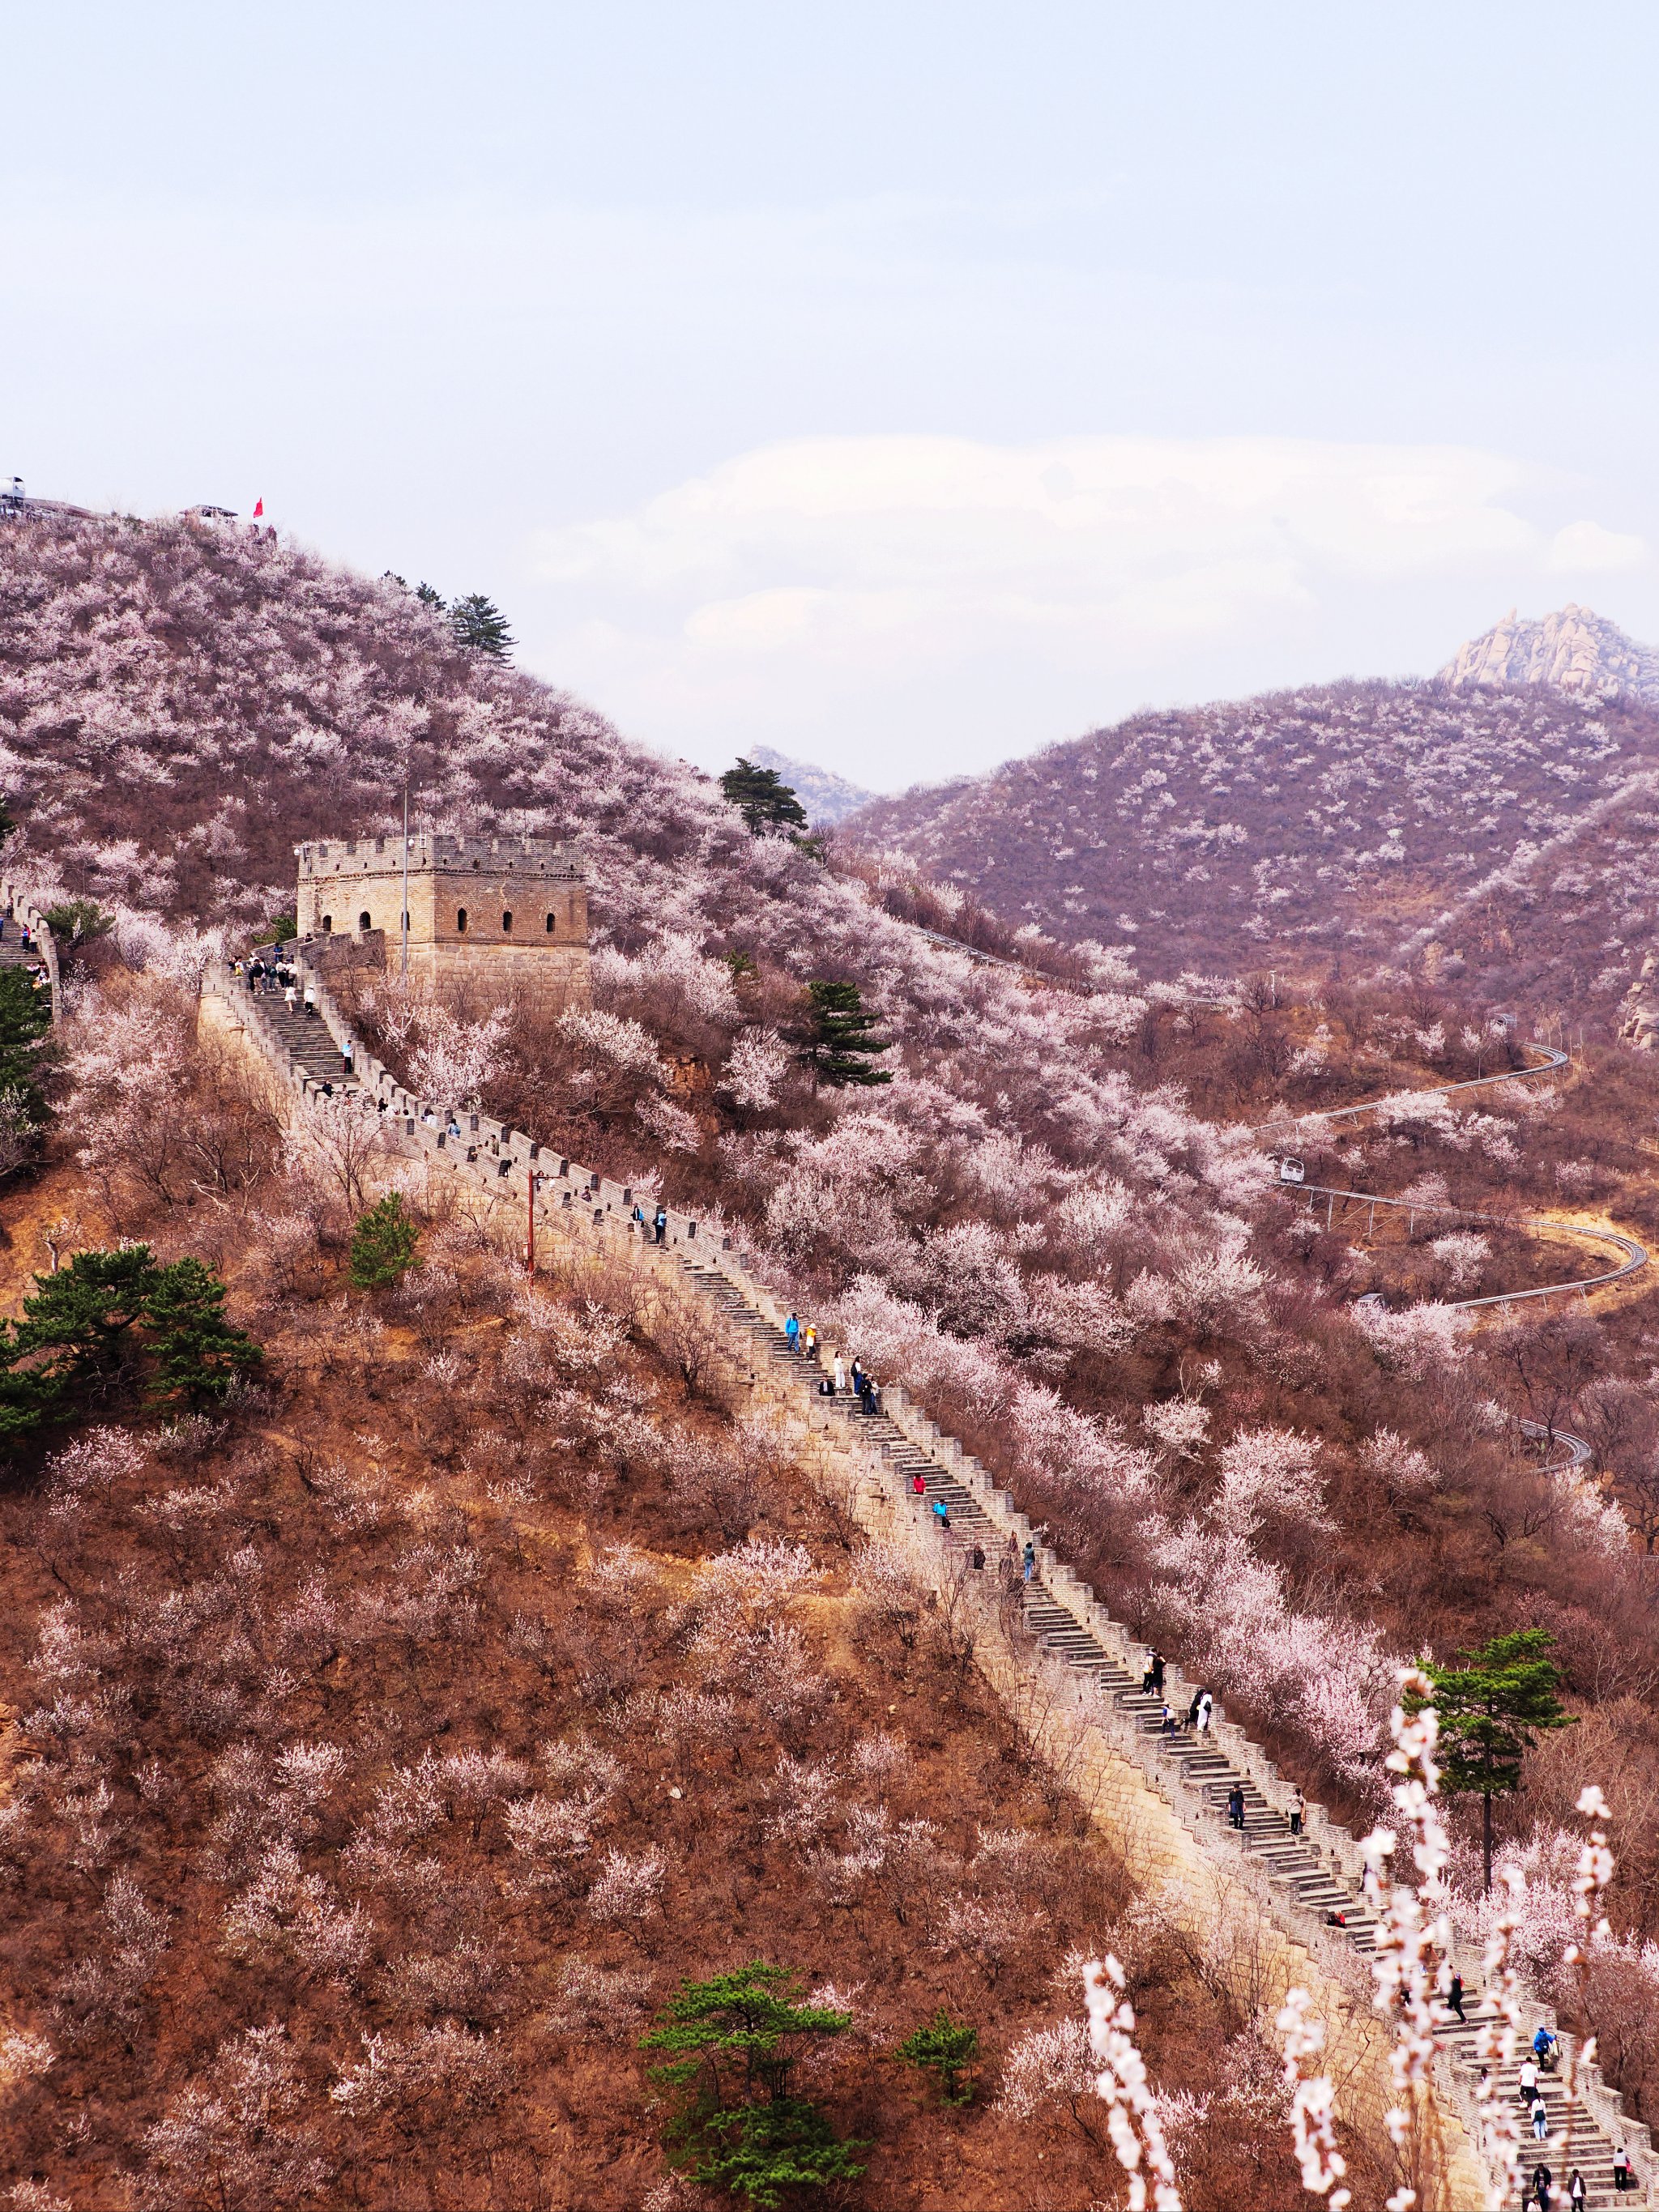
6;3;1659;787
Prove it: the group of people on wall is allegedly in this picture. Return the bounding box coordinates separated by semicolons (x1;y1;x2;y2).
0;912;51;992
784;1312;886;1422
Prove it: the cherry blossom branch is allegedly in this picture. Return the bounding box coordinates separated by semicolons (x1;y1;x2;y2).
1560;1783;1614;2172
1359;1665;1454;2212
1274;1984;1351;2208
1469;1865;1525;2209
1081;1956;1183;2212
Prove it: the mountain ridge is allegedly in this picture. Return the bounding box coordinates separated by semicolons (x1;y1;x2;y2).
841;669;1659;1021
750;744;876;826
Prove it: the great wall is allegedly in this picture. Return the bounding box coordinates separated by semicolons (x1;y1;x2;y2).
186;912;1649;2209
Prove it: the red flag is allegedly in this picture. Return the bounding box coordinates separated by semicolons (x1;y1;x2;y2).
252;497;264;518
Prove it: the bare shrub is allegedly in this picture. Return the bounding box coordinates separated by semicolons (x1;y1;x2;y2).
139;2024;331;2210
586;1845;668;1926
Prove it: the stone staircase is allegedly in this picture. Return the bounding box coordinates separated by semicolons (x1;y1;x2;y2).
247;986;359;1089
0;874;61;1017
216;957;1653;2207
693;1272;1384;1922
684;1258;1637;2205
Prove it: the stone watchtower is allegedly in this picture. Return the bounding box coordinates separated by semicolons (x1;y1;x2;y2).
294;831;591;1012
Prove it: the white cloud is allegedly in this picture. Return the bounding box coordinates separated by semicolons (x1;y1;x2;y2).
1546;518;1648;573
527;435;1656;788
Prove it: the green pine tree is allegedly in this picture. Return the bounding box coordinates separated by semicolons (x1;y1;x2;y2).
896;2006;979;2105
450;592;514;660
267;912;298;944
0;1246;260;1442
642;1963;866;2207
348;1192;420;1289
800;980;893;1088
12;1245;158;1395
688;2099;866;2210
719;760;810;837
143;1256;262;1410
44;897;113;944
1405;1629;1576;1891
415;580;446;609
0;1327;61;1442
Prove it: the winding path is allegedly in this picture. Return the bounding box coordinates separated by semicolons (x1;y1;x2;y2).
1296;1181;1648;1314
1259;1039;1572;1127
1266;1038;1648;1477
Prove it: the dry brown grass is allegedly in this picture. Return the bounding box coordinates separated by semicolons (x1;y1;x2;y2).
0;1133;1312;2209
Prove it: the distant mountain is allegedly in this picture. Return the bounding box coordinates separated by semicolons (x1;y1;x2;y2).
1441;602;1659;705
749;745;875;827
842;674;1659;1024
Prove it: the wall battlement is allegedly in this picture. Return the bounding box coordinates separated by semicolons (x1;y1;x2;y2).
296;833;584;879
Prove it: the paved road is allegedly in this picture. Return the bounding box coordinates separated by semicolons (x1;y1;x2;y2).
1297;1179;1648;1312
1255;1041;1572;1134
1520;1417;1595;1471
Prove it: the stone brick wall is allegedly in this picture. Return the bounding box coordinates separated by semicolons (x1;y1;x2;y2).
203;955;1658;2208
296;832;590;1012
418;1164;1488;2206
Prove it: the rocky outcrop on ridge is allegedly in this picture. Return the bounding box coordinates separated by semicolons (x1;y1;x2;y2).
1442;602;1659;705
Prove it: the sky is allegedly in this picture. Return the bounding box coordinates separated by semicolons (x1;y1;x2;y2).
6;2;1659;792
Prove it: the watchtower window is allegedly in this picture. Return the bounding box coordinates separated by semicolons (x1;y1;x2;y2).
358;911;372;933
456;908;468;934
321;914;333;933
502;910;514;933
545;912;556;934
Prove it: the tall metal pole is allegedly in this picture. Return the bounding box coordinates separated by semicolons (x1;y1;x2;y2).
401;776;410;981
527;1170;542;1276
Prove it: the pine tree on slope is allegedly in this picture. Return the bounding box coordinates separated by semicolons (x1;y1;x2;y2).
720;759;809;837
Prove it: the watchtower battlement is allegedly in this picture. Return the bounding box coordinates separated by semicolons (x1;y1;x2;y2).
295;830;590;1012
296;832;585;880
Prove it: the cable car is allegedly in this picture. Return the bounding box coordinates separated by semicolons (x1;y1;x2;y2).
1276;1155;1306;1186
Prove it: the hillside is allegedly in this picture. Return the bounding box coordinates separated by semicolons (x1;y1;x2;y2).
0;1007;1312;2209
1442;603;1659;707
12;507;1659;2192
840;674;1659;1025
0;511;729;936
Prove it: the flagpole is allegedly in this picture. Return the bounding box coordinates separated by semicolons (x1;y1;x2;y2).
401;776;410;981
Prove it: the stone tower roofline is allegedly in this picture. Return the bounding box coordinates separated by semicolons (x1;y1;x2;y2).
296;833;584;880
